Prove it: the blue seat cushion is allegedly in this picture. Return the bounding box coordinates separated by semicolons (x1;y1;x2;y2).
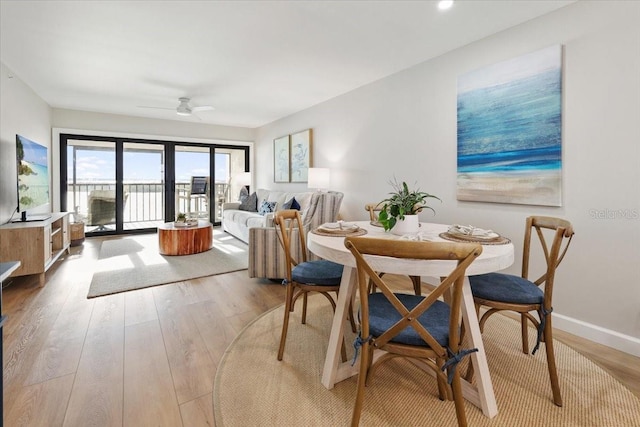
470;273;544;304
292;260;343;286
368;293;450;347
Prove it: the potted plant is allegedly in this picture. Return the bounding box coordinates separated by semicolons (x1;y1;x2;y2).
377;178;440;234
176;212;187;223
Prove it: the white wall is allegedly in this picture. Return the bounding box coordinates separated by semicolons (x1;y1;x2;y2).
255;1;640;354
0;62;52;222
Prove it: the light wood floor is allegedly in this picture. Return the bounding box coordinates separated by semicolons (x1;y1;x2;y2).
3;235;639;426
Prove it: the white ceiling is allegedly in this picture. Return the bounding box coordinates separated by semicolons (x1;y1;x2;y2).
0;1;574;128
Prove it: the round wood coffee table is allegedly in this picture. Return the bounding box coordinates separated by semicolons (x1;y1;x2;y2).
158;220;213;256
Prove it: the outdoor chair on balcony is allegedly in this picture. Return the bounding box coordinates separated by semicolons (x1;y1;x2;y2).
87;190;128;230
176;176;210;220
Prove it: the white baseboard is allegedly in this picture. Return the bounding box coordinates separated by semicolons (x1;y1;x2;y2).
553;313;640;357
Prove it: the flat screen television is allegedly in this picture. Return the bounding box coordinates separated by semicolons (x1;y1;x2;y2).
14;134;51;222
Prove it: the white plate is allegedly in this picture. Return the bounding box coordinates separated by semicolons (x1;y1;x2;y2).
448;224;499;240
319;222;359;232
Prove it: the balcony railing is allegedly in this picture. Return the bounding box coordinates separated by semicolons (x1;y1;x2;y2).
66;182;230;228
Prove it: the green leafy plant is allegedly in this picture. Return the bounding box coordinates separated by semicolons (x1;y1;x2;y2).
176;212;187;222
377;178;440;231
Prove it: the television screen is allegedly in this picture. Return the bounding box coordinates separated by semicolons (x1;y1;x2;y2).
16;134;50;216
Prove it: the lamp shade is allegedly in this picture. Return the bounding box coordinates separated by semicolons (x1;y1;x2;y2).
235;172;251;186
307;168;330;191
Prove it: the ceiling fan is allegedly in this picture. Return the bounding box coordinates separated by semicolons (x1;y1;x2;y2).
139;97;214;117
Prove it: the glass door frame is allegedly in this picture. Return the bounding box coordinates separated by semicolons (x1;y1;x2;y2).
60;133;250;236
169;142;251;224
60;134;127;236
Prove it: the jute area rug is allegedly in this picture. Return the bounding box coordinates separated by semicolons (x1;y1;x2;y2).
87;229;247;298
214;295;640;426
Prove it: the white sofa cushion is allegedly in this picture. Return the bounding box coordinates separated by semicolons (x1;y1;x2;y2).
223;189;341;247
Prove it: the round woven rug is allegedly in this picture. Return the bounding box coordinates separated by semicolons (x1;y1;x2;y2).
213;295;640;426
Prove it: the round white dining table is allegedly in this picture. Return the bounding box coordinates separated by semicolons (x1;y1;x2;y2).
308;221;514;277
307;221;514;419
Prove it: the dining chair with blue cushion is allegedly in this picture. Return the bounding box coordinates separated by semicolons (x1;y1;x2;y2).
345;236;482;427
364;203;423;295
274;209;355;361
469;215;574;407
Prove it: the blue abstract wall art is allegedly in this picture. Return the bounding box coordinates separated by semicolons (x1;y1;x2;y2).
457;45;563;206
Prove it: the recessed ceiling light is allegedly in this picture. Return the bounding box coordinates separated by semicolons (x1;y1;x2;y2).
438;0;454;11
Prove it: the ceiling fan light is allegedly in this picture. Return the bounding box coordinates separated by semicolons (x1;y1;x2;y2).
176;110;191;116
438;0;454;10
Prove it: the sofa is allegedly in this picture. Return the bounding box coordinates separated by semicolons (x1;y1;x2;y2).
222;189;343;279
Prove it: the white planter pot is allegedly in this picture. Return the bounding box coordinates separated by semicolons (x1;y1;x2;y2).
391;214;420;235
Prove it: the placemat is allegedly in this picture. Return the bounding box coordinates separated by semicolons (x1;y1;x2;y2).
439;232;511;245
311;228;368;237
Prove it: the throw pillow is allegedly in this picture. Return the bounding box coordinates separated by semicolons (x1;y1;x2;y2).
281;197;301;210
239;192;258;212
258;200;277;216
238;186;249;203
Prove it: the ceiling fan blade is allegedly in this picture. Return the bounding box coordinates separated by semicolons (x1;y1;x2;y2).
192;106;214;112
138;105;175;110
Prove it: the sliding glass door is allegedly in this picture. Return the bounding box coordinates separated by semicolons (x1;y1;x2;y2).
174;145;249;223
65;138;119;235
123;142;165;231
175;145;211;221
60;134;250;236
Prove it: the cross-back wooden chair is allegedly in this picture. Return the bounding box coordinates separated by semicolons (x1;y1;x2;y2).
364;202;383;223
469;216;574;406
345;236;483;427
274;209;355;361
364;203;423;296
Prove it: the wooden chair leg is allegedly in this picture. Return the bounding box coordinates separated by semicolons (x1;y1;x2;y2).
301;291;308;324
521;312;530;354
451;371;469;427
351;342;371;427
277;282;295;361
367;277;376;294
435;358;449;401
410;275;422;296
348;301;358;333
544;317;563;406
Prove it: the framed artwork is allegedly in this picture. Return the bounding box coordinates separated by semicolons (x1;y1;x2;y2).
457;45;563;206
273;135;290;183
290;129;312;183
